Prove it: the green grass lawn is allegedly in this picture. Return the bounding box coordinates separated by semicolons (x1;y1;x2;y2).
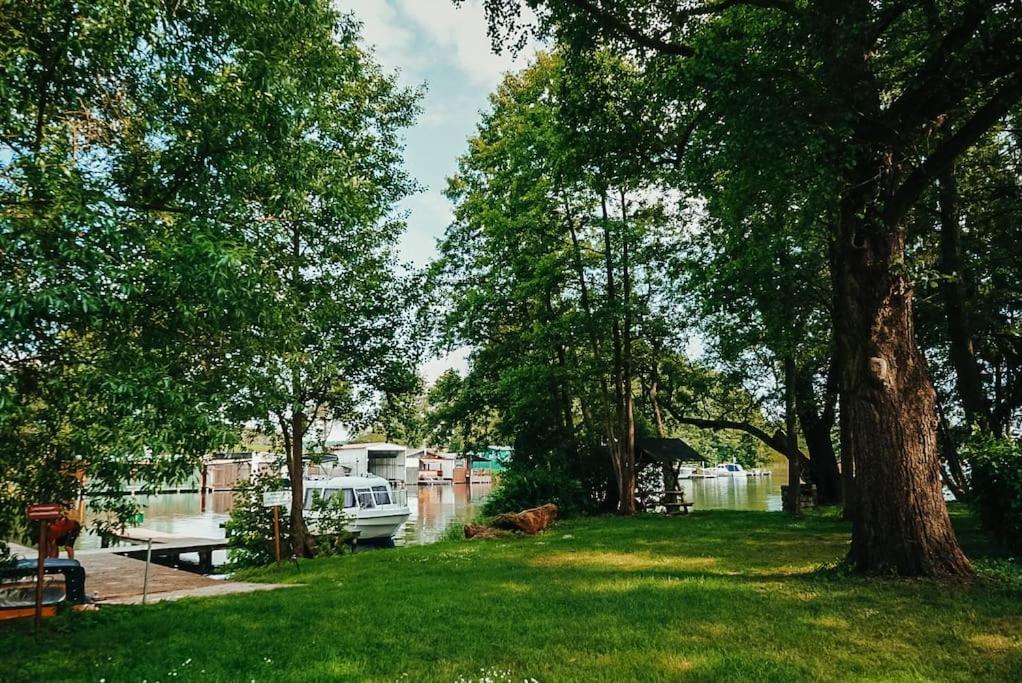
3;508;1020;682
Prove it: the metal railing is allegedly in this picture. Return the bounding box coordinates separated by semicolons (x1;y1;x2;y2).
388;487;408;507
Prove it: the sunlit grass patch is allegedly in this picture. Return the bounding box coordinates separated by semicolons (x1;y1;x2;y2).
529;549;719;572
3;508;1021;682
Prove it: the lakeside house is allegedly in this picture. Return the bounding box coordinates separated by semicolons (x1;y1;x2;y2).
325;442;409;487
409;446;512;485
465;446;511;483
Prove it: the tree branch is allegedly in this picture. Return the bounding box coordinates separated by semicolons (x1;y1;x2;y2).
867;1;920;46
886;67;1022;225
672;0;795;19
562;0;695;56
659;399;812;471
562;0;796;56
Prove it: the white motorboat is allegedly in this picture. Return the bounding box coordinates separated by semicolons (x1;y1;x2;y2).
677;466;695;479
304;476;410;540
714;462;748;477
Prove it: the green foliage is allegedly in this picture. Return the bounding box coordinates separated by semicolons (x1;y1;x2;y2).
0;0;420;549
307;490;355;559
225;471;291;569
439;522;467;542
225;470;354;568
962;434;1022;547
483;464;594;518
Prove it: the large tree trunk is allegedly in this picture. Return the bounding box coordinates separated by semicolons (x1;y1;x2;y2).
287;411;315;558
833;185;972;578
838;391;856;521
784;355;801;516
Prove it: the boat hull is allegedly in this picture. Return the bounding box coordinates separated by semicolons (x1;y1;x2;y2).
349;508;411;539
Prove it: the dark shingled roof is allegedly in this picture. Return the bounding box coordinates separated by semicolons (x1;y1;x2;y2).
636;437;703;465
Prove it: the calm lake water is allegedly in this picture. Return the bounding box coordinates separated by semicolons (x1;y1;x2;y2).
73;462;786;559
680;461;788;512
75;483;493;552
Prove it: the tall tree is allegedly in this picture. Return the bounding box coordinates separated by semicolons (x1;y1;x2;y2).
0;1;420;558
230;8;421;557
434;53;681;513
0;0;284;542
475;0;1022;577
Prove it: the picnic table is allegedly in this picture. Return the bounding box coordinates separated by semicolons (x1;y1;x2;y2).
662;492;693;515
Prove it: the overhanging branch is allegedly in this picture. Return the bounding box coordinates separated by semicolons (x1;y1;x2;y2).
886;68;1022;225
659;400;812;471
563;0;694;56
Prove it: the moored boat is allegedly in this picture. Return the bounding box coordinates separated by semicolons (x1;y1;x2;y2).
304;476;411;540
714;462;748;477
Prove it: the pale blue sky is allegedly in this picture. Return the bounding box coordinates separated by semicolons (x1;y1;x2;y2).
345;0;534;267
343;1;537;380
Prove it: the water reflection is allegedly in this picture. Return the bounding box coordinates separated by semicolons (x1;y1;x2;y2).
400;483;491;545
681;463;785;512
76;485;491;551
75;464;784;555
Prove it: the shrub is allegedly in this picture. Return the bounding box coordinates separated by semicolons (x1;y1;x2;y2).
225;471;290;569
225;471;353;568
307;490;355;557
962;433;1022;548
483;465;594;518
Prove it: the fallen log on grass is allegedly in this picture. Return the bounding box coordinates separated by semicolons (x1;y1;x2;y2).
464;503;558;539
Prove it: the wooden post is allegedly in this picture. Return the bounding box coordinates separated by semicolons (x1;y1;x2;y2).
35;522;47;631
200;464;208;512
273;505;281;564
142;539;152;604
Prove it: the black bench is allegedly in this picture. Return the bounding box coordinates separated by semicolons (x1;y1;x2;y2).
0;559;88;604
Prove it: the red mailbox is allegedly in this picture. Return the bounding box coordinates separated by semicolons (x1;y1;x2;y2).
27;503;63;521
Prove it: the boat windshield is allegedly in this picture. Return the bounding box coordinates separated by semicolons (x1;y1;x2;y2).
727;464;740;472
303;488;333;510
355;488;376;509
372;485;391;506
304;487;357;509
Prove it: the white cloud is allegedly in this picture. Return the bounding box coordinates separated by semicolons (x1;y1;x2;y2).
397;191;453;267
343;0;532;88
399;0;530;88
341;0;417;77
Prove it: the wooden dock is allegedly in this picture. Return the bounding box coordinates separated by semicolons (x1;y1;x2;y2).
105;527;228;574
5;529;288;605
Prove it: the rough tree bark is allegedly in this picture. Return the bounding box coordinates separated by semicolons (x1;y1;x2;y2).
833;166;972;577
784;355;801;516
838;391;855;521
287;410;315;558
